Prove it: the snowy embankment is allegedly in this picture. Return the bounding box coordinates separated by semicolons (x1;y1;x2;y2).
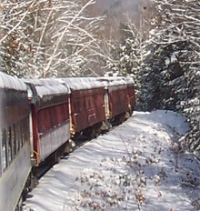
23;110;200;211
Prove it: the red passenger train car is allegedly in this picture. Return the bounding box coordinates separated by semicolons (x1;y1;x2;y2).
98;77;134;125
107;78;129;123
61;78;107;138
0;72;136;211
25;79;71;166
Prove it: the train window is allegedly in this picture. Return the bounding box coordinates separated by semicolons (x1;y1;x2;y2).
38;107;57;133
37;104;69;134
11;124;18;159
14;117;27;150
8;127;13;164
14;124;19;154
13;124;17;156
10;125;17;159
18;122;22;150
38;109;48;133
56;104;67;125
19;121;22;148
2;129;8;171
38;109;47;133
15;122;20;153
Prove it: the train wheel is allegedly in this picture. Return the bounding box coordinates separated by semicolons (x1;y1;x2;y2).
64;139;76;154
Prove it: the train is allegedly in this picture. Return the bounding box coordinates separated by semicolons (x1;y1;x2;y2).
0;72;136;211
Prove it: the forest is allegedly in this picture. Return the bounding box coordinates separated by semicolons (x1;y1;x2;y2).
0;0;199;159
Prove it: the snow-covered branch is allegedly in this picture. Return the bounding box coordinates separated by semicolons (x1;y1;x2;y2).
141;0;200;155
0;0;104;77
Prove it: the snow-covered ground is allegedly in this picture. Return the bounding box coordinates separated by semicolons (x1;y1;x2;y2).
23;110;200;211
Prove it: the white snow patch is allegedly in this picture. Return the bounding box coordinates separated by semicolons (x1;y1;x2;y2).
23;110;199;211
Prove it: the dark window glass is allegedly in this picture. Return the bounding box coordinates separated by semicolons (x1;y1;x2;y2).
2;129;8;171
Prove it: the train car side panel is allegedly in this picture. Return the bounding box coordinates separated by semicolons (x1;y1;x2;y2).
37;103;70;162
70;91;85;133
70;87;106;134
108;88;129;118
39;121;70;161
0;72;31;211
0;141;31;211
26;79;71;165
94;88;106;124
61;78;107;135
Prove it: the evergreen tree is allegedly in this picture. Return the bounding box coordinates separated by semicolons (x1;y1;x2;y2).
142;0;200;155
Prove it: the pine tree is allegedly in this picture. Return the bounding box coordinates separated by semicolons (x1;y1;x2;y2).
142;0;200;155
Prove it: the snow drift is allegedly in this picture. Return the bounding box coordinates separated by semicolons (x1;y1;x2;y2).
23;110;200;211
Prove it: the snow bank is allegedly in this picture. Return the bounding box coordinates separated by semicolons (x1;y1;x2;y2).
23;110;199;211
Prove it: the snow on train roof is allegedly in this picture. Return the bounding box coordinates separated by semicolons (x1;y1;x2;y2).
98;76;128;85
60;77;107;90
0;71;27;91
24;78;70;98
23;76;134;96
122;77;135;85
60;77;134;91
97;77;130;91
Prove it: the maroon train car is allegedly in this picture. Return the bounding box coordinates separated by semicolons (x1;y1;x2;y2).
99;77;132;125
26;79;70;166
61;78;107;138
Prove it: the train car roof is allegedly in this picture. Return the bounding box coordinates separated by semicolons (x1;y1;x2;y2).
60;77;107;90
22;76;134;95
122;77;135;85
60;76;134;91
0;71;27;91
97;77;128;91
98;77;127;84
23;78;70;98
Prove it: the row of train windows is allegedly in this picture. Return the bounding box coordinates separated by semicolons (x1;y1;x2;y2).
38;103;69;133
1;117;29;173
73;100;92;111
73;97;102;111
